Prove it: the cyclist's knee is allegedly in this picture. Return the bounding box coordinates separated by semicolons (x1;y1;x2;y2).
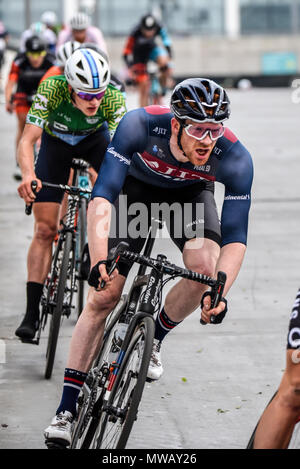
34;221;57;244
278;372;300;414
89;282;123;317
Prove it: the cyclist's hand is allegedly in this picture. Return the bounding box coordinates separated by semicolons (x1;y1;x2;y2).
200;291;228;324
88;260;119;290
6;102;13;113
18;177;42;204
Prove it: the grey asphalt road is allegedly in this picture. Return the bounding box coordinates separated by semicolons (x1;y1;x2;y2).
0;72;300;449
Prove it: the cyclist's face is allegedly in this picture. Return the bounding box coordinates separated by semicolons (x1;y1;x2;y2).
141;28;156;38
72;29;87;42
70;86;102;116
27;52;46;68
172;118;218;165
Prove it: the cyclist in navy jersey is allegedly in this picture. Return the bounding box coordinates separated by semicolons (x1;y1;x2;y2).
44;78;253;447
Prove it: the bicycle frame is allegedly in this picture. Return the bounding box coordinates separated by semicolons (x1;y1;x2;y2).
23;160;91;346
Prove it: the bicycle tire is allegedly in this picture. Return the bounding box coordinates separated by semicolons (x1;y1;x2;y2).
45;231;73;379
71;295;128;448
93;315;155;449
77;197;87;318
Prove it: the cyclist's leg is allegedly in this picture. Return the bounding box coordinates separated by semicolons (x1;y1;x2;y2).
16;133;74;339
163;185;221;323
253;294;300;448
130;62;150;107
253;350;300;448
150;46;173;90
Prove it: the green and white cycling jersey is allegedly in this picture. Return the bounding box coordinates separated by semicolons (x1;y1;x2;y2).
26;75;127;144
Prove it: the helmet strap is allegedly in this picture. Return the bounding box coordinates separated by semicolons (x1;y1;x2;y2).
177;122;187;157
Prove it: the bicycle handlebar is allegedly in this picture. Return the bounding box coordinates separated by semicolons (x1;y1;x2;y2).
92;242;227;320
25;180;91;216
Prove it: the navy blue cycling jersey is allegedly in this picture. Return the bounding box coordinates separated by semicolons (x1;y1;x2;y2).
92;105;254;246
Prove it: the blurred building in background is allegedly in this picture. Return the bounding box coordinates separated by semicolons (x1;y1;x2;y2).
1;0;300;84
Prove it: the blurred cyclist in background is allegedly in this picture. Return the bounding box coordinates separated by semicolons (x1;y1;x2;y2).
40;40;81;82
5;36;55;179
57;12;107;55
123;13;174;107
20;21;57;55
41;10;61;37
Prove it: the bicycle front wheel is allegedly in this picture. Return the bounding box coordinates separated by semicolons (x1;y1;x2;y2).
92;315;155;449
45;231;73;379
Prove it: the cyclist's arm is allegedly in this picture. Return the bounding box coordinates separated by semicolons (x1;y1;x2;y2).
216;141;254;296
5;61;19;111
88;109;148;279
17;124;43;203
122;34;135;66
159;27;172;57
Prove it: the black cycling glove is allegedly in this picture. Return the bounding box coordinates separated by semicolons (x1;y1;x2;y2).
88;260;107;289
201;291;228;324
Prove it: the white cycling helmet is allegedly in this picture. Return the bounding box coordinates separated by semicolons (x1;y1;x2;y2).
56;40;81;67
65;48;111;93
41;11;57;27
30;22;46;35
70;12;90;30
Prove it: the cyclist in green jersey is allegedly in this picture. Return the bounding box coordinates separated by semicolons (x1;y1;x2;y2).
15;48;126;340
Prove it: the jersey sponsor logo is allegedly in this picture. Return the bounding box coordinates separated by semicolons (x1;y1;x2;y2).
53;121;69;131
34;102;47;111
288;327;300;348
107;146;130;165
86;117;100;124
153;126;167;135
26;114;45;128
224;194;250;201
139;151;215;182
193;164;211;172
152;145;166;159
36;93;48;105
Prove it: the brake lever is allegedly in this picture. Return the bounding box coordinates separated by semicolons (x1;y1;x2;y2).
200;271;227;325
99;242;130;289
25;180;38;215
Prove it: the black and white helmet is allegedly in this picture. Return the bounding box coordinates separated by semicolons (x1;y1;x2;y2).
65;48;110;93
171;78;230;123
56;41;81;67
70;12;90;30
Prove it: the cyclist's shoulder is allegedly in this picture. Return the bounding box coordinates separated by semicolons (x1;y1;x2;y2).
216;128;253;187
218;128;251;159
39;74;68;90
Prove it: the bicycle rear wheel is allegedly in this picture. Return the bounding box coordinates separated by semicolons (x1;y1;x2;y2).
45;231;73;379
92;315;155;449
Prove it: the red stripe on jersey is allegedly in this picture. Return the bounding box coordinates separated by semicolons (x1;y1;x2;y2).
224;127;238;143
144;105;171;115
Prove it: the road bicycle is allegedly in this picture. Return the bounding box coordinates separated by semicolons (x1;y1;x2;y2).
246;389;300;449
69;220;226;449
24;159;91;379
